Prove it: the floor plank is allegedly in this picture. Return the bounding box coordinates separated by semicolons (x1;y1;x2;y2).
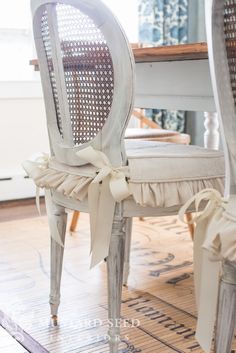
0;198;46;222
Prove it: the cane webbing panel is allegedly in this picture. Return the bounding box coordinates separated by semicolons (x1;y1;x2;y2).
41;3;114;146
224;0;236;106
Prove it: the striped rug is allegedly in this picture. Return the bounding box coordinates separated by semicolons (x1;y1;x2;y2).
0;213;234;352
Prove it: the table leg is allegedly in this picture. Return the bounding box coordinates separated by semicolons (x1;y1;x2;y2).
204;112;219;149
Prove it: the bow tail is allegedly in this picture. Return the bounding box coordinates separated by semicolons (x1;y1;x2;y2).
194;216;220;353
88;177;116;268
22;159;50;216
88;182;100;254
36;186;41;215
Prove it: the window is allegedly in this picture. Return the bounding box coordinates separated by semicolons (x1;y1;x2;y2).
103;0;138;43
0;0;37;81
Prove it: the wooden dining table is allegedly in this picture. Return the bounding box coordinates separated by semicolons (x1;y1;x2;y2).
30;42;219;150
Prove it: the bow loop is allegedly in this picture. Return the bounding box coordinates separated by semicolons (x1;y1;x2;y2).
76;146;130;199
77;146;110;169
179;188;227;225
22;153;50;216
93;165;112;184
23;147;131;268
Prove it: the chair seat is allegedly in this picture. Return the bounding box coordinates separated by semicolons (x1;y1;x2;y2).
125;128;190;145
25;140;225;209
125;128;179;139
126;140;224;181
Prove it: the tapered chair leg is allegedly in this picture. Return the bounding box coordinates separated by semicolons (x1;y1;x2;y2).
185;213;195;240
45;192;67;325
123;218;132;286
107;214;125;353
70;211;80;233
215;261;236;353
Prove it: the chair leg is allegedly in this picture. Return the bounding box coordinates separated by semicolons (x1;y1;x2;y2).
70;211;80;233
215;261;236;353
123;218;132;286
107;215;125;353
45;192;67;325
185;213;195;240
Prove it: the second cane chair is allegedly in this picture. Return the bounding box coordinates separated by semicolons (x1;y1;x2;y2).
179;1;236;352
24;0;225;352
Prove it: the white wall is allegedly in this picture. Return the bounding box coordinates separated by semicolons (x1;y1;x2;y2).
0;82;49;200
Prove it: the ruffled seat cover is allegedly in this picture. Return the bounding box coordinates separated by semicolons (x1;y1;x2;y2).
126;140;225;207
24;140;225;208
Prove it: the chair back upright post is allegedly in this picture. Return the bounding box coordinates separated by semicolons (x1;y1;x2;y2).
206;0;236;197
31;0;135;167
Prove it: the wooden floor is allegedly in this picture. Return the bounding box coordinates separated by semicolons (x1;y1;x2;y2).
0;200;235;353
0;197;46;222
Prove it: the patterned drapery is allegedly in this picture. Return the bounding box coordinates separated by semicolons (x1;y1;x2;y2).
138;0;188;132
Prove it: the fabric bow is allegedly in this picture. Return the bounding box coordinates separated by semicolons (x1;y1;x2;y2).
23;148;131;267
76;146;131;267
179;188;236;353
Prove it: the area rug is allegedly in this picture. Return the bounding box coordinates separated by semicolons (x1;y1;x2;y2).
0;214;234;352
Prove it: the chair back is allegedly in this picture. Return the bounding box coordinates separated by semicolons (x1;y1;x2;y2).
206;0;236;196
31;0;135;166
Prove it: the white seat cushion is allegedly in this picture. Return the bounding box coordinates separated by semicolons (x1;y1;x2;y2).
125;128;179;139
24;140;225;208
126;140;224;182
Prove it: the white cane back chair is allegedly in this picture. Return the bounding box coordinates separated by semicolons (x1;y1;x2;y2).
31;1;134;351
204;0;236;352
26;0;225;352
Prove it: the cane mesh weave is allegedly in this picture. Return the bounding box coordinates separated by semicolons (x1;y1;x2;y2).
224;0;236;105
41;3;114;145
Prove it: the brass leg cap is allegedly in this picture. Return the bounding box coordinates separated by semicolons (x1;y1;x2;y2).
51;315;58;326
